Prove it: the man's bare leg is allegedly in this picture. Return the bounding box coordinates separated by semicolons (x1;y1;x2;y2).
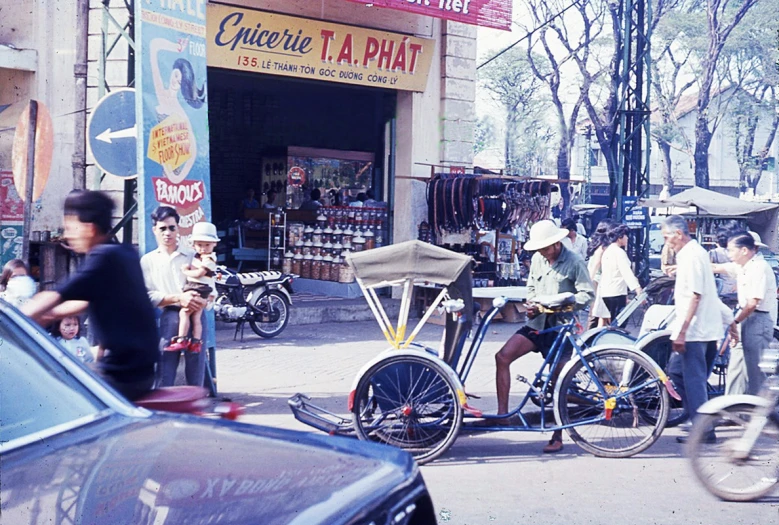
495;333;536;415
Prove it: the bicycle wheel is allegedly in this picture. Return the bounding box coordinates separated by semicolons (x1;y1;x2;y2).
248;291;289;338
352;354;462;464
556;348;669;458
688;403;779;502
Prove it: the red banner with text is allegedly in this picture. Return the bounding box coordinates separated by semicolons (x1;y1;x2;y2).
345;0;512;31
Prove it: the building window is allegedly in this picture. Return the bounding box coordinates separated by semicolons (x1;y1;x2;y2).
589;148;601;167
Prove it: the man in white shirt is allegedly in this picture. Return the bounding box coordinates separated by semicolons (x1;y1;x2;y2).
573;214;587;237
662;215;722;443
712;231;777;395
560;218;588;261
141;206;208;387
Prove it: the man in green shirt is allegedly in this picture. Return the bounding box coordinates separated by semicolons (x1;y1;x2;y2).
491;220;595;453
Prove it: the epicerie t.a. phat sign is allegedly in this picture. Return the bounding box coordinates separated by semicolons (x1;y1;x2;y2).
206;4;434;92
345;0;513;31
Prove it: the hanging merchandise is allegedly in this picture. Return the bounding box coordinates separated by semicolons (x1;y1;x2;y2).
425;174;554;238
426;174;478;237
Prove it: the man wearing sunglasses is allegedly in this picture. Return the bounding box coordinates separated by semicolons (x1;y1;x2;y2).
141;206;208;387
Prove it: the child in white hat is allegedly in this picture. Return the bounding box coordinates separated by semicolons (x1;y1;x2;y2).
165;221;220;353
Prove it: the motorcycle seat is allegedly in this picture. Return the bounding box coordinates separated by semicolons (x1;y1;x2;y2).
236;270;283;286
136;386;209;413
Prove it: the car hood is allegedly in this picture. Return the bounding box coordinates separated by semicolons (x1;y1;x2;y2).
0;413;417;525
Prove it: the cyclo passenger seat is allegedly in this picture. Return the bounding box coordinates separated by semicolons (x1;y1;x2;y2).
531;292;576;313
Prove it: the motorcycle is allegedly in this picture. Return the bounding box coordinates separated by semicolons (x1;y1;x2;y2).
213;266;295;339
687;342;779;501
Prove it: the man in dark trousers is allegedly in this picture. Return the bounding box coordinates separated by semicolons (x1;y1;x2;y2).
140;206;207;387
23;190;159;401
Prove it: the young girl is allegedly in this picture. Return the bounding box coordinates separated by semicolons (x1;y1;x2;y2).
54;315;94;364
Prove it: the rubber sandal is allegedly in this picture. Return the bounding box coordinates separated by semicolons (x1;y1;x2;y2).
542;439;564;453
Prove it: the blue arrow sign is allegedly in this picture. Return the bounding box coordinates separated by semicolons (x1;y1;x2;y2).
88;88;137;178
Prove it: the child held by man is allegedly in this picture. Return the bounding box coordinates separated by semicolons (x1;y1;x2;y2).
165;222;219;353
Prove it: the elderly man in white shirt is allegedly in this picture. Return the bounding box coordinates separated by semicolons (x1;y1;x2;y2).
712;231;777;395
141;206;208;387
662;215;723;444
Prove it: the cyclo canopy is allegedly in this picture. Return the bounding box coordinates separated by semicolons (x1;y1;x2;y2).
346;240;472;287
346;240;474;365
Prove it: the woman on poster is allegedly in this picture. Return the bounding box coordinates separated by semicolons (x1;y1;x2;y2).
150;37;206;184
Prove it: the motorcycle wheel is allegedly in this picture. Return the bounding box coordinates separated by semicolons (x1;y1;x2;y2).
688;403;779;502
249;290;289;338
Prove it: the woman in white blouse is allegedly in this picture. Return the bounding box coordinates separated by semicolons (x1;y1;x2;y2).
587;220;616;328
599;224;643;320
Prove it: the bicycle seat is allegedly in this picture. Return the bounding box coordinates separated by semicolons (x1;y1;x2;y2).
531;292;575;309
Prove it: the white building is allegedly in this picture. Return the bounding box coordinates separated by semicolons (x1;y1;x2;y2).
571;87;778;199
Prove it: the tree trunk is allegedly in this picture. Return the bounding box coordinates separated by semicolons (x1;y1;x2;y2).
657;140;674;192
556;141;570;220
693;113;712;188
504;114;511;174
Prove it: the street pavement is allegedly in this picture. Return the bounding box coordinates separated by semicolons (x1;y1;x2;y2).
211;319;779;525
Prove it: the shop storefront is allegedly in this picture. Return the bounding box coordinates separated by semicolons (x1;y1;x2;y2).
203;2;439;292
127;0;482;296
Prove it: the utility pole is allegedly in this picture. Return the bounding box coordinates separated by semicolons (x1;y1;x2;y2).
615;0;652;284
72;0;89;190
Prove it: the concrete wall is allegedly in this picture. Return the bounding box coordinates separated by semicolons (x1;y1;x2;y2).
0;0;80;232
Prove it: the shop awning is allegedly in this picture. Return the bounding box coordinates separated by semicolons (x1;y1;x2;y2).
640;186;779;251
639;186;779;216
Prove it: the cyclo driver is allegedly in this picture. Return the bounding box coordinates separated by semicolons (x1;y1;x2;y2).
485;220;595;453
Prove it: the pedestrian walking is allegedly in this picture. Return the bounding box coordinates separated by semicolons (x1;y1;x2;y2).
599;223;643;320
586;220;615;328
23;190;159;401
560;218;588;260
661;215;722;444
712;231;777;395
708;229;737;295
140;206;208;387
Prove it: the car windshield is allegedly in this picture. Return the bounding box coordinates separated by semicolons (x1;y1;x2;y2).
0;306;106;449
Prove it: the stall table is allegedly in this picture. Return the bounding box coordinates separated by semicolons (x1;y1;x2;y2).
473;286;527;323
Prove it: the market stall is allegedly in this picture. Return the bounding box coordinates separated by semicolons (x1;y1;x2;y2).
640;187;779;251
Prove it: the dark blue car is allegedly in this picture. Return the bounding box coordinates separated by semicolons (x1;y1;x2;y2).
0;302;435;524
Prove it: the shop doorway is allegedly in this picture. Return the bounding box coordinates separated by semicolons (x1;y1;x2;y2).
206;69;396;226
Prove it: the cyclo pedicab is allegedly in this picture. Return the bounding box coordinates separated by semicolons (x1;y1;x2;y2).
289;240;672;464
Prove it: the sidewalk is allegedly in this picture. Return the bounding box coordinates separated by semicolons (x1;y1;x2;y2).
287;292;401;325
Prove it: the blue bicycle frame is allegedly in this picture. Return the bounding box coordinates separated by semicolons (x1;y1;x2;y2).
456;302;661;432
